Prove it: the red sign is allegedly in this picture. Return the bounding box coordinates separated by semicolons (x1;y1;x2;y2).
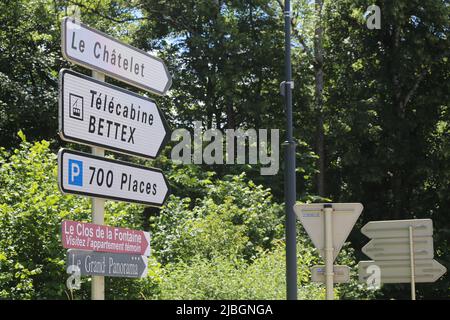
61;220;150;256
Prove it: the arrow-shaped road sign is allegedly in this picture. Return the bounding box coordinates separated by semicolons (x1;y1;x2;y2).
361;219;433;239
62;17;171;95
362;236;434;261
294;203;363;261
58;149;170;207
358;259;447;284
61;220;150;256
311;265;350;283
59;69;170;159
67;249;148;278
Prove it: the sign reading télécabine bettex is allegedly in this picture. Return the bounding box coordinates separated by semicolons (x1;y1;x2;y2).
61;220;150;256
59;69;170;159
61;17;171;95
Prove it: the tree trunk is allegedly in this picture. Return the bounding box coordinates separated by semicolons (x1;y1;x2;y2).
314;0;325;197
316;111;325;196
390;23;405;220
226;94;235;129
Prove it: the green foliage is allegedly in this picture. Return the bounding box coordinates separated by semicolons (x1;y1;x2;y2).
1;138;369;300
0;138;89;299
134;0;287;132
151;173;284;264
0;0;59;148
323;0;450;298
158;243;325;300
0;137;159;299
334;244;382;300
1;0;448;300
0;0;145;149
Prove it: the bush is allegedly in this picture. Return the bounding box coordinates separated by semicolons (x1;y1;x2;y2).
0;135;153;299
157;243;325;300
151;173;284;264
0;136;371;300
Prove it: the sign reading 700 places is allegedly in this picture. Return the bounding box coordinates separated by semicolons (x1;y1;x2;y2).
59;69;170;159
58;149;170;207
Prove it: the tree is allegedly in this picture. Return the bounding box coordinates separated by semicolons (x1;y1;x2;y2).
133;0;286;131
323;0;450;298
0;0;145;149
1;137;356;300
0;1;60;148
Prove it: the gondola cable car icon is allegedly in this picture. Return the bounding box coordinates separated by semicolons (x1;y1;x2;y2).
69;93;84;121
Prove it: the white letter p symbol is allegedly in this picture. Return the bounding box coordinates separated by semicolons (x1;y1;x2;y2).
70;163;80;183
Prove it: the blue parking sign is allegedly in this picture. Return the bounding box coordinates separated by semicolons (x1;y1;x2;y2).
68;159;83;186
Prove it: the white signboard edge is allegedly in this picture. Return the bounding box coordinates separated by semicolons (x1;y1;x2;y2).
58;68;171;159
57;148;170;207
61;16;172;96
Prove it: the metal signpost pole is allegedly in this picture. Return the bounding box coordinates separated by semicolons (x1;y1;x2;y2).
283;0;297;300
91;70;105;300
409;226;416;300
324;204;334;300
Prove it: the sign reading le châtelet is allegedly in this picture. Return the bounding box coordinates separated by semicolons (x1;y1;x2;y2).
67;249;148;278
58;149;169;206
61;220;150;256
61;17;171;95
59;69;170;159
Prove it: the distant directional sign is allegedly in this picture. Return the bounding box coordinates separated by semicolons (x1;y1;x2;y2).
361;219;433;239
359;218;447;295
67;249;148;278
61;17;171;95
61;220;150;256
294;203;363;261
358;259;447;284
59;69;170;159
311;265;350;284
362;236;434;261
58;148;170;206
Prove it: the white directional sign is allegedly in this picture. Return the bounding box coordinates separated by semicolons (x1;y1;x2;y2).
361;219;433;239
311;265;350;283
362;236;434;261
358;259;447;284
359;218;447;297
58;149;169;206
61;17;171;95
294;203;363;261
59;69;169;159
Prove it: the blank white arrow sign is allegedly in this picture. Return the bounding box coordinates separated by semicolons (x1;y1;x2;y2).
361;219;433;239
359;259;447;284
362;236;434;261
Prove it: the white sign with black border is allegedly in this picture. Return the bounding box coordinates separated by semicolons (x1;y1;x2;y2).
58;148;170;207
59;69;170;159
61;17;172;95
